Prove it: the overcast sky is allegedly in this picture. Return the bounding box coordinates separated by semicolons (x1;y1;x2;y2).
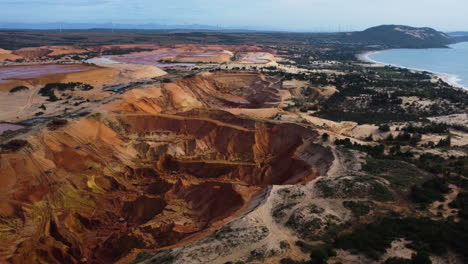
1;0;467;31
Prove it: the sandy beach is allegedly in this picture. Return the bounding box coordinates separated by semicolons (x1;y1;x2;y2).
357;50;385;66
358;50;467;90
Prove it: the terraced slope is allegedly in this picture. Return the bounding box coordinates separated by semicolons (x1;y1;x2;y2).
0;72;333;263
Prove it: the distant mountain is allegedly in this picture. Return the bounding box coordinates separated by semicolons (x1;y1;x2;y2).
448;31;468;42
347;25;454;48
448;31;468;37
0;22;222;31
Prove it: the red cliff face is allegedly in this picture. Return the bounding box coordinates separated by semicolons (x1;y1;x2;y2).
0;73;333;264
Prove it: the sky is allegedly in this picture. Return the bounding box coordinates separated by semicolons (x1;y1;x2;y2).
0;0;467;32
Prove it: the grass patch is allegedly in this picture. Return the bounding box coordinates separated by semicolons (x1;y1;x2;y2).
316;176;394;202
343;201;374;217
364;158;431;191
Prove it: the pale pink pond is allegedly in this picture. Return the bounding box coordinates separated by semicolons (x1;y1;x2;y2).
243;53;269;64
0;64;95;83
107;53;195;67
0;124;24;135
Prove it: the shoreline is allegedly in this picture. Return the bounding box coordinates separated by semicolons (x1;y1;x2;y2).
358;50;467;90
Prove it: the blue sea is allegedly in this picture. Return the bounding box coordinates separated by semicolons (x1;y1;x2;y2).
365;42;468;89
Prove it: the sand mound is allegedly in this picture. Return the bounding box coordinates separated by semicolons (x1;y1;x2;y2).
45;45;89;56
0;48;23;62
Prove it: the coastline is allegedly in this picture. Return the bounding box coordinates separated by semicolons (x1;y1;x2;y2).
358;50;467;90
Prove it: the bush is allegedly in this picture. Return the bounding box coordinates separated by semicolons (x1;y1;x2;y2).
321;133;330;141
436;136;451;147
309;245;336;264
335;138;385;158
410;178;450;205
0;139;29;152
402;123;449;134
280;259;304;264
449;192;468;218
9;86;29;93
379;124;391;132
384;257;411;264
343;201;373;217
411;252;432;264
39;82;94;101
335;217;468;261
47;119;68;131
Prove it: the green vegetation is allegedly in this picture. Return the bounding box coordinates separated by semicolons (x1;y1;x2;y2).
379;124;391;132
449;192;468;218
384;253;431;264
46;119;68;131
321;133;330;141
290;65;468;124
436;136;451;147
39;82;93;101
402;123;449;134
272;202;299;219
350;25;452;48
384;132;422;146
309;244;337;264
102;48;153;55
335;216;468;262
280;242;336;264
316;175;394;202
286;214;323;240
0;139;29;152
315;110;423;124
363;158;430;191
335;138;385;158
410;178;450;206
337;138;467;177
9;86;29;93
343;201;374;217
414;154;467;177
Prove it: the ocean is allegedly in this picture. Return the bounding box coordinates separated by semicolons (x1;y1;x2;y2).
365;42;468;89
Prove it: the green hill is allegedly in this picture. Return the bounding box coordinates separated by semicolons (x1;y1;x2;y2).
347;25;454;48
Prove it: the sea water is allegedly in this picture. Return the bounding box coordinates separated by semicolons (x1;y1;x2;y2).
365;42;468;89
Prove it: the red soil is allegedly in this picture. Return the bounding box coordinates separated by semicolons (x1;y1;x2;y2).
0;72;332;264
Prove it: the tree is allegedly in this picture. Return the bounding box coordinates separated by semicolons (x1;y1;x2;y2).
322;133;330;142
411;251;432;264
309;245;336;264
437;136;451;147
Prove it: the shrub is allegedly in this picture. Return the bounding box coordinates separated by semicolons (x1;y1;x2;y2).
9;86;29;93
47;119;68;131
309;245;336;264
321;133;330;141
449;192;468;218
343;201;374;217
0;139;29;152
335;217;468;261
39;82;94;101
379;124;391;132
410;252;432;264
436;136;451;147
410;178;450;205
